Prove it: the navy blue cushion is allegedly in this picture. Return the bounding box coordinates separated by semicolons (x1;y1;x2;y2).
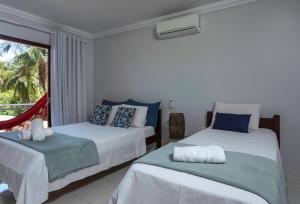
126;99;161;128
212;112;251;133
102;99;129;106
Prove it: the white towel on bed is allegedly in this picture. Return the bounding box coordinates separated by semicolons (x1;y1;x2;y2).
19;127;53;140
31;118;46;141
44;128;53;136
173;145;226;163
19;129;32;140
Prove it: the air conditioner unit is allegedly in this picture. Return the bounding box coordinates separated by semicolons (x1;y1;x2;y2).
156;14;200;40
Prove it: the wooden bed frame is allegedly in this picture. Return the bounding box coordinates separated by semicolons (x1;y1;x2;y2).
48;109;162;200
206;111;280;147
146;109;162;148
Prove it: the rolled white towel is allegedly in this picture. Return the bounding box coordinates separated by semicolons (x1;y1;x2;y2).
19;130;32;140
19;128;54;140
44;128;54;136
173;145;226;163
31;118;45;141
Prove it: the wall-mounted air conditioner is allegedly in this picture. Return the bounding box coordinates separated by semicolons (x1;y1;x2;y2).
156;14;200;40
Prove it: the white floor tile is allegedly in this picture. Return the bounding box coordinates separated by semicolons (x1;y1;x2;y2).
288;192;300;204
286;181;300;192
287;181;300;204
0;190;14;204
71;176;119;204
47;192;90;204
104;166;129;184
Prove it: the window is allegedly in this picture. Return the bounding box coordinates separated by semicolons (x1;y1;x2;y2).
0;34;50;129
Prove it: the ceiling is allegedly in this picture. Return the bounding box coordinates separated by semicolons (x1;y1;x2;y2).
0;0;221;34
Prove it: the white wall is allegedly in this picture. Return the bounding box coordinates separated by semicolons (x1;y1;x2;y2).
0;11;94;116
94;0;300;179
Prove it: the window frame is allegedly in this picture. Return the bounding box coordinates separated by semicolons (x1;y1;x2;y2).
0;34;52;126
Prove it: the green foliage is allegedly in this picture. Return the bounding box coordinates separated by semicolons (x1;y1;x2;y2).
0;90;23;116
0;40;48;116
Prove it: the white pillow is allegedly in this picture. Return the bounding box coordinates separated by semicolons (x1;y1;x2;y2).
121;104;148;128
212;101;261;131
106;105;121;125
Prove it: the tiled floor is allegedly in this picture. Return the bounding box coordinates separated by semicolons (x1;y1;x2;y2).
0;166;129;204
1;166;300;204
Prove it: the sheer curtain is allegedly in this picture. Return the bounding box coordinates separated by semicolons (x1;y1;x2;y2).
50;31;87;126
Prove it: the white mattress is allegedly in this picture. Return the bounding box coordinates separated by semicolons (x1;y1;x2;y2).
0;123;153;204
110;128;283;204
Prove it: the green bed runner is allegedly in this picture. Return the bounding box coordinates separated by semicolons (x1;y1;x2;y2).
134;142;288;204
0;132;99;182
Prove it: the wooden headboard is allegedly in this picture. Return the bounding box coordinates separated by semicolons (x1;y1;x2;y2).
206;111;281;147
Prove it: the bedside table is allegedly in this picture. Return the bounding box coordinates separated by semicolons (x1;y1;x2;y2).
169;113;185;139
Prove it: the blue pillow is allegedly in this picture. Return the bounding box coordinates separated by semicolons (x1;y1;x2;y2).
89;105;112;126
212;112;251;133
126;99;161;127
102;99;129;106
111;107;136;128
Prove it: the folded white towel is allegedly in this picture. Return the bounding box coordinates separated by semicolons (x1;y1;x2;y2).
19;130;32;140
173;145;226;163
44;128;53;136
31;118;46;141
19;127;54;140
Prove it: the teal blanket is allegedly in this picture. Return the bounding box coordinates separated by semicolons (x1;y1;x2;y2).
134;143;288;204
0;132;99;182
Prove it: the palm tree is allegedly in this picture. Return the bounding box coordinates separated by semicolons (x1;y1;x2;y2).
0;62;8;86
5;47;48;103
0;42;48;103
0;62;13;89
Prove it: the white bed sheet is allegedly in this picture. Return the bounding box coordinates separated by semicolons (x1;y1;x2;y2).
141;126;156;138
50;123;154;191
0;123;153;204
110;128;283;204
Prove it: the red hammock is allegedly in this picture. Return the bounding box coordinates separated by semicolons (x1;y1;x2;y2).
0;94;48;132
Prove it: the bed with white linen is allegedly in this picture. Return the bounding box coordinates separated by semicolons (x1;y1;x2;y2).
0;122;156;204
109;106;285;204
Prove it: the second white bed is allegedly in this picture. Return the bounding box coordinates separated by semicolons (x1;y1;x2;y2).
110;128;283;204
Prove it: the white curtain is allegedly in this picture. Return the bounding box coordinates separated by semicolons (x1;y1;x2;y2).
50;31;87;126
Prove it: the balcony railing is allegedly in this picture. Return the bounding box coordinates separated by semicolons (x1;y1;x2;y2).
0;103;34;111
0;104;34;122
0;94;48;131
